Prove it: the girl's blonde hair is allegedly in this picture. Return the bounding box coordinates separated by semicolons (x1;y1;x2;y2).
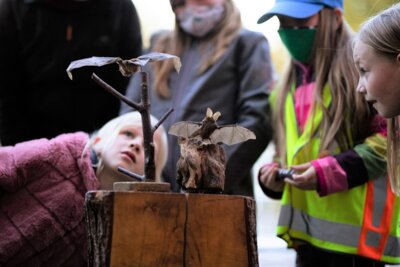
275;8;371;165
85;111;168;181
357;3;400;193
151;0;242;98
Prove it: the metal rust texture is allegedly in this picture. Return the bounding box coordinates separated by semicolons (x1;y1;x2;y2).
177;138;226;193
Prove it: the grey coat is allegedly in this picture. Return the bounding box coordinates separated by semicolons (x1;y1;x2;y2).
121;29;274;196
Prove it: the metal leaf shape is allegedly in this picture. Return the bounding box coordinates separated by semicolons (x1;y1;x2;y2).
66;52;181;79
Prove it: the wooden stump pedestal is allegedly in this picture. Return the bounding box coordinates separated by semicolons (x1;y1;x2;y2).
85;191;258;267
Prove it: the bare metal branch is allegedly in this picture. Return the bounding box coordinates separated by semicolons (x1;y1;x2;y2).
153;108;174;133
117;167;145;181
92;73;143;112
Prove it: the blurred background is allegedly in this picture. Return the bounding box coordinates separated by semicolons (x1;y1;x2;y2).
132;1;398;266
133;0;397;76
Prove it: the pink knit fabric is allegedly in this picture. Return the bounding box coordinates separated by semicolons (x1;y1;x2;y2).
312;156;348;197
0;132;99;266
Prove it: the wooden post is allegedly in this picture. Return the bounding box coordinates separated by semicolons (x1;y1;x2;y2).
85;191;258;267
185;194;258;267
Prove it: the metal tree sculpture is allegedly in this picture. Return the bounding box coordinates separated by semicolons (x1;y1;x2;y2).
67;52;181;182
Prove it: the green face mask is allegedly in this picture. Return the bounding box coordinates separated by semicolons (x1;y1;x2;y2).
278;28;317;63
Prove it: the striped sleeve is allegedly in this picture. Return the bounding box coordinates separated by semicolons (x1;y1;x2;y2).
334;133;387;189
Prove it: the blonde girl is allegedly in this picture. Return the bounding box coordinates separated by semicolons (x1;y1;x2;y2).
353;3;400;194
0;111;167;266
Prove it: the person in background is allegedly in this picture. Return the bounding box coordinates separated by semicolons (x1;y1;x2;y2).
0;111;168;266
121;0;274;196
257;0;400;266
353;3;400;196
0;0;142;146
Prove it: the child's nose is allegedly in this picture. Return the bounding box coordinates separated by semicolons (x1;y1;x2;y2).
129;141;141;153
356;81;366;93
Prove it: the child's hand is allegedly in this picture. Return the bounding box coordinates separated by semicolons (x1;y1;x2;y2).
258;162;284;192
285;163;317;190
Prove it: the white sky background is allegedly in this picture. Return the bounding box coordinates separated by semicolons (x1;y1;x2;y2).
132;0;282;53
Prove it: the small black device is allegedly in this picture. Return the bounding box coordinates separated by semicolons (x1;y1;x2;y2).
276;169;294;181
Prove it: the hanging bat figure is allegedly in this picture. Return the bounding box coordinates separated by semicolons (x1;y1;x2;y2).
169;108;256;146
169;108;256;193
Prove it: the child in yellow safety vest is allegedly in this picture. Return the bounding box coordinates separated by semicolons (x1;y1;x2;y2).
257;0;400;266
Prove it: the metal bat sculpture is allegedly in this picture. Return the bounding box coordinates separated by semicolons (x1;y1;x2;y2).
169;108;256;193
169;108;256;145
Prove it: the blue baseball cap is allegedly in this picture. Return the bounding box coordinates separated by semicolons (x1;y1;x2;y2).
257;0;343;24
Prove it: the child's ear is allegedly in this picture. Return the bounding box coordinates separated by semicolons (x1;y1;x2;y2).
92;137;102;156
93;136;101;144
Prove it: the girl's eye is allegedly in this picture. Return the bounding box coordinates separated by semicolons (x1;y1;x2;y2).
122;131;135;138
358;66;366;75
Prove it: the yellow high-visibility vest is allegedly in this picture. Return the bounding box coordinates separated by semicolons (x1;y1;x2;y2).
276;84;400;264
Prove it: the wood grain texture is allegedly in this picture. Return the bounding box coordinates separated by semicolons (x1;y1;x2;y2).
185;194;258;267
85;191;258;267
110;192;186;267
113;181;170;192
85;191;114;267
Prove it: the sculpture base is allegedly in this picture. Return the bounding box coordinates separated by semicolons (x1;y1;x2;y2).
113;181;170;192
85;191;258;267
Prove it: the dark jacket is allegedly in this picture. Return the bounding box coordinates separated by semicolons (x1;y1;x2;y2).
121;29;274;196
0;0;142;145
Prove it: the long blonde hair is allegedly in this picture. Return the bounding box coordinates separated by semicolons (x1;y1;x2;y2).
151;0;242;98
357;3;400;192
275;8;371;164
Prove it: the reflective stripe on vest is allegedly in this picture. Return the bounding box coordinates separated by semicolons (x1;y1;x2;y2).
359;176;397;260
278;177;400;260
279;83;400;263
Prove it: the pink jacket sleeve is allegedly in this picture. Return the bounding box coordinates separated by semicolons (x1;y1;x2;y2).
0;138;55;192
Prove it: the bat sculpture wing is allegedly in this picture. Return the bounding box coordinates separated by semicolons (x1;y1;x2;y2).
66;57;119;80
66;52;181;80
210;125;256;145
168;121;202;138
169;121;255;146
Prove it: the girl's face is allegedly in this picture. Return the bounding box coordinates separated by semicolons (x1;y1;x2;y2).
101;125;145;177
353;40;400;118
